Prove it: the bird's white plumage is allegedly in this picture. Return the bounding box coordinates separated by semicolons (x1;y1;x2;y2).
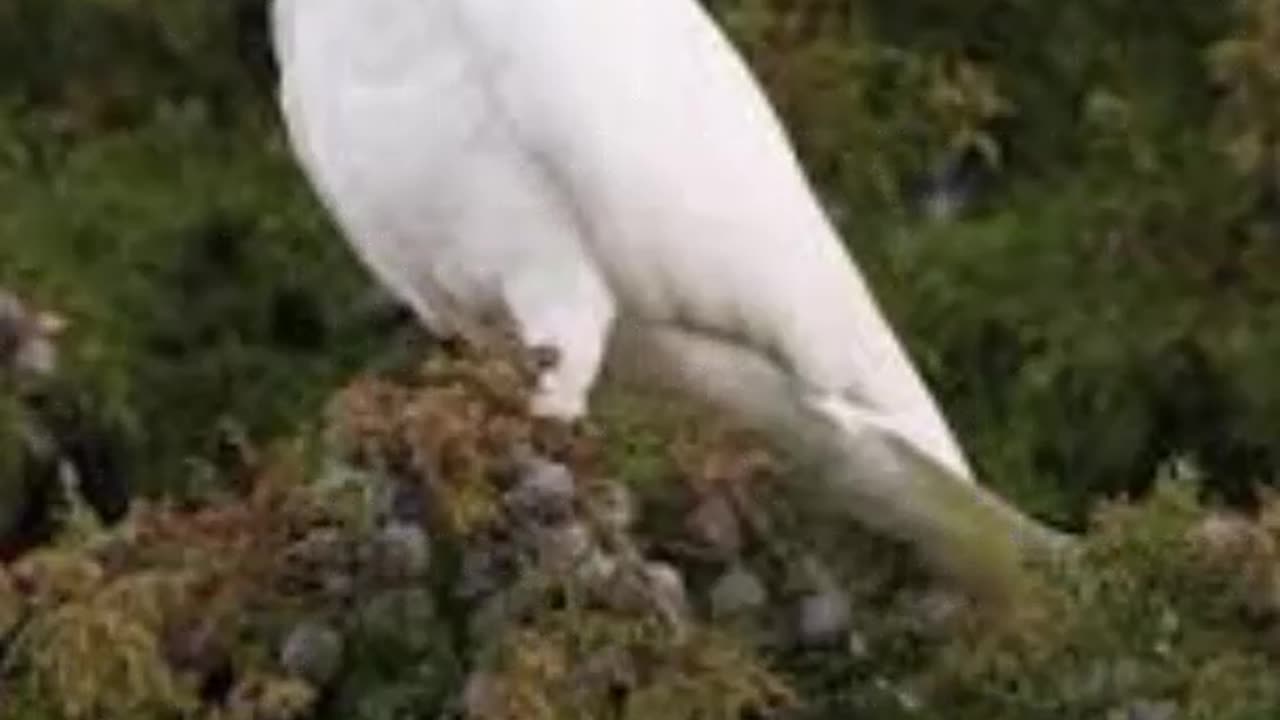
272;0;973;482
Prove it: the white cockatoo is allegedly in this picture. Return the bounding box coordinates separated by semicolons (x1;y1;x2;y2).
272;0;1062;597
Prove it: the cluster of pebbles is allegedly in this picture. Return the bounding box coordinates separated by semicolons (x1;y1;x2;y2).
275;439;860;713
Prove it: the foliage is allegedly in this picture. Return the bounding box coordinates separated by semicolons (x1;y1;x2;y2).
918;468;1280;719
713;0;1280;523
0;447;365;720
0;40;378;493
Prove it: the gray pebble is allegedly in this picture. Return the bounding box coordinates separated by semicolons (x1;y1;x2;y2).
506;457;576;525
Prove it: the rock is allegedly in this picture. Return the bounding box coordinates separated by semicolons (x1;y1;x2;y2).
590;557;691;633
371;521;432;582
795;588;851;648
709;566;768;619
685;494;743;558
280;622;344;687
505;456;576;525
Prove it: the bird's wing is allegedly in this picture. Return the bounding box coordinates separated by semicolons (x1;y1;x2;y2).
456;0;973;481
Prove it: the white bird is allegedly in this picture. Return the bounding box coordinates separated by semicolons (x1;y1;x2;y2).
272;0;1062;597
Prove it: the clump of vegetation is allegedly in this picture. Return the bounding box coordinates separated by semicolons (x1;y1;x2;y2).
918;467;1280;718
0;345;794;720
14;346;1280;719
0;460;329;720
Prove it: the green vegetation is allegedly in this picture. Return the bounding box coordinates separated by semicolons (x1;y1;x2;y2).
3;0;1280;717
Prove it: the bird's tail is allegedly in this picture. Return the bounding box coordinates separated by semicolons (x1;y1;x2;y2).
606;321;1069;602
803;392;1069;598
